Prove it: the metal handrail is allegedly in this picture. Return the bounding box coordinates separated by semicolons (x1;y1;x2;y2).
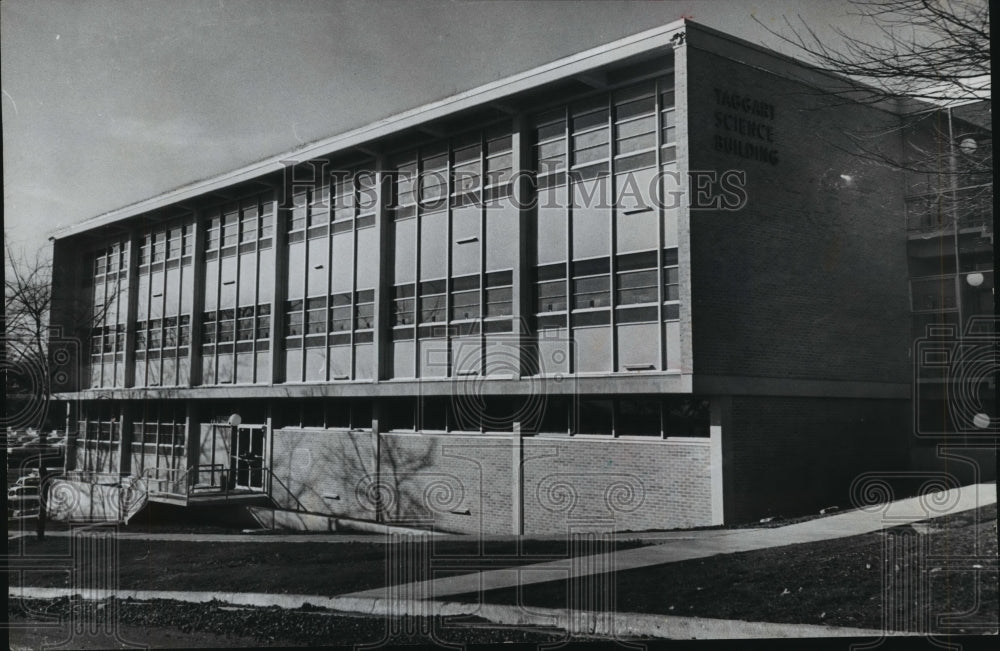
262;467;310;514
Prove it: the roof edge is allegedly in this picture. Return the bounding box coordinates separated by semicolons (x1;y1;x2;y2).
52;18;689;240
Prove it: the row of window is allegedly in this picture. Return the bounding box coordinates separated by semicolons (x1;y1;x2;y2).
289;166;378;232
205;196;275;252
135;315;192;350
75;391;708;442
202;305;272;345
139;220;195;266
279;395;709;437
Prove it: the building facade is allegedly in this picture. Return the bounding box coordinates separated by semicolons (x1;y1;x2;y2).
49;20;991;533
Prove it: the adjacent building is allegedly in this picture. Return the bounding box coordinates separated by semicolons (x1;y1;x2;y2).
49;20;993;534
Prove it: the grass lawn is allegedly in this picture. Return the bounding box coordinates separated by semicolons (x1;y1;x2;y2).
6;536;646;597
447;504;998;635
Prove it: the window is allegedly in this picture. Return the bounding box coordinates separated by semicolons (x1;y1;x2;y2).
237;307;255;341
285;300;304;337
222;210;239;247
393;160;417;220
572;258;610;310
202;311;217;344
179;314;191;346
485;271;513;318
163;316;178;347
663;397;709;437
535;263;567;330
383;397;416;431
452;139;482;196
305;297;326;335
485;130;513;188
450;275;480;321
663;248;679;320
329;293;351;332
420;279;447;323
147;319;161;350
290;189;308;232
660;79;677;163
393;285;415;326
617;251;658;324
535;110;567;179
355;290;375;330
255;305;270;340
616;397;660;436
218;309;235;342
577;398;613;434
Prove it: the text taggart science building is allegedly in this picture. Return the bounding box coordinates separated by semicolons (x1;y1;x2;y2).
48;19;994;533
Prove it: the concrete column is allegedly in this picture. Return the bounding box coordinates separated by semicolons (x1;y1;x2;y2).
123;229;141;388
710;395;731;525
511;114;534;376
373;155;392;381
672;28;694;377
512;420;524;535
188;209;206;386
186;401;201;487
270;186;289;384
119;402;132;477
371;403;383;523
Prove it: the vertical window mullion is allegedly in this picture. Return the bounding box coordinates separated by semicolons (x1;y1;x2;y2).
607;92;617;374
325;183;335;380
479;130;487;377
563;105;573;374
413;152;422;377
212;218;223;385
349;172;359;380
445;140;453;380
655;76;665;371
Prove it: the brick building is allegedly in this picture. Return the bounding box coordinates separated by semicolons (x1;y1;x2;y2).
48;20;993;533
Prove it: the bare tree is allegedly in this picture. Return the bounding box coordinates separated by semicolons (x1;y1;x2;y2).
763;0;989;104
5;236;122;539
4;242;53;404
760;1;991;234
5;239;56;539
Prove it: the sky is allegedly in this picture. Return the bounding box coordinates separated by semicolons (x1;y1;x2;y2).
2;0;871;261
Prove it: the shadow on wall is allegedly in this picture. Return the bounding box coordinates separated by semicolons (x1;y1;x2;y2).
270;430;470;529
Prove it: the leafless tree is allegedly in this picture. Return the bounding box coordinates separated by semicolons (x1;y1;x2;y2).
760;1;991;233
5;236;122;539
763;0;988;104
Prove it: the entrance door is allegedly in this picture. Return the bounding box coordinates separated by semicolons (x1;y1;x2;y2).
229;425;266;491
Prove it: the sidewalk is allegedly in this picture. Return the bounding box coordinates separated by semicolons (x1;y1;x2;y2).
10;586;899;639
343;481;996;600
9;482;993;640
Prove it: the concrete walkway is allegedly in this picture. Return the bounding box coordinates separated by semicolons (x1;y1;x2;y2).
7;524;758;544
9;483;992;640
343;482;996;600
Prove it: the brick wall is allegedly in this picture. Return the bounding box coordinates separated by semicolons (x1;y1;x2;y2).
378;433;514;535
522;437;713;533
268;430;714;534
685;46;911;384
269;428;376;521
723;396;909;522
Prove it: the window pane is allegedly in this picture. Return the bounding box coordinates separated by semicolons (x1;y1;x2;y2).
577;398;613;434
